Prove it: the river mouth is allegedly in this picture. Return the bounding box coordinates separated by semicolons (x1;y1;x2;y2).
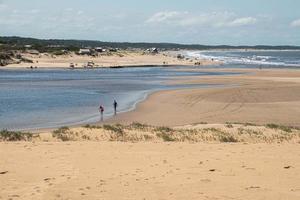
0;66;240;131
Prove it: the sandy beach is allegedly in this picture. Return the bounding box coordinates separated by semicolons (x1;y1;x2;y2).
1;141;300;200
110;68;300;127
1;68;300;200
3;51;216;69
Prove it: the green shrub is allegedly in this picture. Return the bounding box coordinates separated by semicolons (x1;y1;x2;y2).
266;124;292;133
130;122;149;130
156;132;175;142
226;124;234;128
154;126;173;133
219;135;238;143
83;124;102;129
103;124;124;135
0;130;33;141
52;127;71;141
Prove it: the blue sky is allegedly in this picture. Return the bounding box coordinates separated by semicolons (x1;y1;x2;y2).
1;0;300;45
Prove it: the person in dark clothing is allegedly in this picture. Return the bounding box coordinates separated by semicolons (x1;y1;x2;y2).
113;100;118;115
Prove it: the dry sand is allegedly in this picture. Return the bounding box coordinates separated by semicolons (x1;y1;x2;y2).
110;68;300;127
4;51;216;69
1;142;299;200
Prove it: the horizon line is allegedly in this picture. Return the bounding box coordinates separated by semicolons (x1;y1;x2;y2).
1;35;300;48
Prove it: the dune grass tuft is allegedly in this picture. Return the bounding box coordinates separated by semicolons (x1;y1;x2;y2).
0;129;33;141
266;124;293;133
103;124;124;135
52;126;72;141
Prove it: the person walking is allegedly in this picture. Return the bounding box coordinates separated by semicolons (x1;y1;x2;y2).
99;105;104;121
113;100;118;116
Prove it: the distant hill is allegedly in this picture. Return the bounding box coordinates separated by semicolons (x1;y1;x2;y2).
1;36;300;50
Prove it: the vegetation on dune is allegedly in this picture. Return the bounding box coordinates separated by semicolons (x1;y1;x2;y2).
52;126;72;141
265;124;294;133
0;130;33;141
83;124;102;129
1;36;300;52
1;122;299;143
103;124;124;136
154;126;176;142
129;122;151;130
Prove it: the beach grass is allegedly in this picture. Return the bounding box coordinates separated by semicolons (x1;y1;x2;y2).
265;124;293;133
0;129;33;141
52;126;72;141
2;122;300;143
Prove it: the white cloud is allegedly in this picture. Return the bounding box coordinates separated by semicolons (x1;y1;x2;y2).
0;3;7;11
290;19;300;27
146;11;182;23
28;9;40;14
227;17;257;27
146;11;257;28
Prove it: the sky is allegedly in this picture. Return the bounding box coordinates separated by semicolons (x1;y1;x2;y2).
0;0;300;45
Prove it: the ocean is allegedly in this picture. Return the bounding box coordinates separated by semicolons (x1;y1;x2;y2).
186;50;300;68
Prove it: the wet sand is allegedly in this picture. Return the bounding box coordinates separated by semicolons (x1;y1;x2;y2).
110;68;300;127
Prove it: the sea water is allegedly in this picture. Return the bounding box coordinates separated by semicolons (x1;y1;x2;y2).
186;50;300;68
0;66;237;130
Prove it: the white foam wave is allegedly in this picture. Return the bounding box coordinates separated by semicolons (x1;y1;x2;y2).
186;51;300;67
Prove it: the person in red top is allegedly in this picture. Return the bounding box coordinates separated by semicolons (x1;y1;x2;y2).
99;105;104;121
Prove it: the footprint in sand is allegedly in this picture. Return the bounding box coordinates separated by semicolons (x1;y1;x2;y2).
201;179;211;183
245;186;261;190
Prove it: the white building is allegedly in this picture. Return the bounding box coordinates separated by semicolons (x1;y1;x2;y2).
78;49;91;55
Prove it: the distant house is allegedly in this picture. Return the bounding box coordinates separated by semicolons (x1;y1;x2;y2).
151;48;158;53
95;47;103;52
26;50;40;55
47;45;65;48
24;45;32;48
95;47;107;53
146;48;159;54
78;49;91;55
109;48;118;52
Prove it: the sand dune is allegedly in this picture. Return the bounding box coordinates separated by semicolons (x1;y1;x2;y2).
4;51;216;69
